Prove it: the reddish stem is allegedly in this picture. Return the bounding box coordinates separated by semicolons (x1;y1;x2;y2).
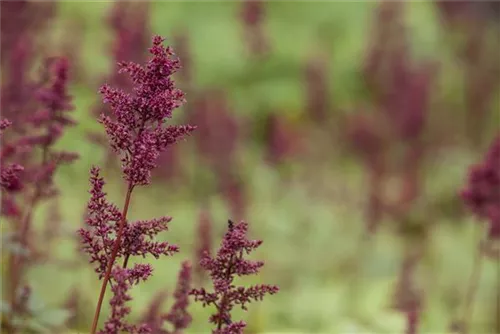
90;183;134;334
216;253;235;331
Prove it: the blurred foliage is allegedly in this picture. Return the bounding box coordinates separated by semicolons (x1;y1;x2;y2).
2;1;499;333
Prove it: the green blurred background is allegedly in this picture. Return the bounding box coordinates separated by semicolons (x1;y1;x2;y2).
2;1;500;333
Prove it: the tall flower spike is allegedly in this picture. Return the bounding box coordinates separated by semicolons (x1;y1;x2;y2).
191;220;279;333
0;120;23;192
99;35;196;186
194;207;213;284
84;36;194;334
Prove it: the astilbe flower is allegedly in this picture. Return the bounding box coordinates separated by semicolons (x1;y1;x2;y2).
139;262;192;334
163;261;193;333
140;291;168;334
461;136;500;239
453;136;500;334
191;220;279;333
15;57;79;199
80;35;195;334
1;57;76;222
194;207;213;284
2;57;78;334
304;52;330;124
189;90;244;218
240;0;269;57
99;35;195;186
99;265;153;334
78;167;177;277
190;90;239;181
7;55;77;259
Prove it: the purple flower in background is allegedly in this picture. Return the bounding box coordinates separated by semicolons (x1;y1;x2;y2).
0;0;55;132
189;90;244;217
462;136;500;239
191;220;279;333
163;261;193;333
140;291;168;334
79;166;123;277
0;0;54;61
194;207;213;284
240;0;269;56
139;262;192;334
79;166;178;278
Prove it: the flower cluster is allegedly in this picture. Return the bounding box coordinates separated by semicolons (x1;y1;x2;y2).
163;261;193;333
78;166;177;278
139;262;193;334
81;36;197;333
348;4;435;333
0;0;55;132
99;35;195;186
140;291;168;334
1;57;77;216
17;57;78;199
0;119;23;198
194;207;213;284
461;136;500;239
99;265;153;334
191;220;279;333
2;55;77;242
1;54;78;334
